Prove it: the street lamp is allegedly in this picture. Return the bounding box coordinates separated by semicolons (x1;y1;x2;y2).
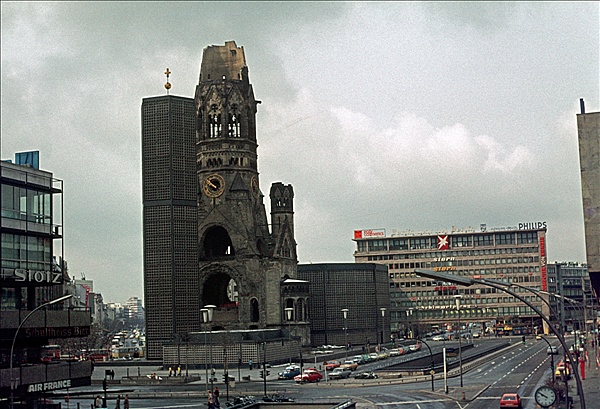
10;294;73;409
341;308;349;360
454;294;463;388
415;268;586;409
201;305;215;392
379;308;387;350
285;307;294;364
406;309;414;339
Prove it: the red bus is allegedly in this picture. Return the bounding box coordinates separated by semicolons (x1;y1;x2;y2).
40;345;61;363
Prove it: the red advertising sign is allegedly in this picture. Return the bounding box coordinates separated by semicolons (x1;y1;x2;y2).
540;236;547;291
437;235;449;250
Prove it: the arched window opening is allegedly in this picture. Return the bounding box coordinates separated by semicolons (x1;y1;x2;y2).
297;298;305;321
201;274;239;312
203;226;235;258
250;298;259;322
228;105;241;138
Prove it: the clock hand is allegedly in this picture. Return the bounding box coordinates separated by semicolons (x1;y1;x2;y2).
208;181;217;189
539;392;548;398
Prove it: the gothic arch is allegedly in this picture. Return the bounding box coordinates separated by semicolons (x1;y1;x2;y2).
202;226;235;258
250;298;259;322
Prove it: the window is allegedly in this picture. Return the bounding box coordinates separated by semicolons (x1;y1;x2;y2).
496;233;515;245
474;234;493;247
368;239;387;251
451;235;472;248
517;232;538;244
389;238;408;250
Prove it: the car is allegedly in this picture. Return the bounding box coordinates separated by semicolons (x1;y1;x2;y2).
431;335;445;341
368;352;379;361
294;368;323;383
340;360;358;371
408;343;421;352
328;367;352;379
324;360;341;371
499;393;522;409
278;365;301;380
388;349;400;357
535;334;542;340
555;361;572;380
353;371;378;379
472;332;481;338
352;355;367;364
547;346;558;355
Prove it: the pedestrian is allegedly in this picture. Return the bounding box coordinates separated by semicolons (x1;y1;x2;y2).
115;395;121;409
214;387;220;407
124;394;129;409
168;367;172;377
177;366;181;376
207;390;213;409
94;395;102;408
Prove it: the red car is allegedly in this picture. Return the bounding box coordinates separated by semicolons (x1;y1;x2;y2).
324;360;341;371
294;368;323;383
499;393;522;409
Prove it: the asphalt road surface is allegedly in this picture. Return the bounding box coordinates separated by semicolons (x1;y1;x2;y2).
60;337;562;409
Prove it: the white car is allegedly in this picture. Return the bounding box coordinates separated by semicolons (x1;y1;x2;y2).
431;335;445;341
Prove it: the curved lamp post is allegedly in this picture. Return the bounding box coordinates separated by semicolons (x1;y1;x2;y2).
341;308;349;360
418;338;435;391
415;269;586;409
10;294;73;409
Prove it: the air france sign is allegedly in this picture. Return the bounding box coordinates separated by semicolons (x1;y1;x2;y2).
27;379;71;393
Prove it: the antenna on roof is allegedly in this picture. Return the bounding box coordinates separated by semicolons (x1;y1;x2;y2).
580;98;585;114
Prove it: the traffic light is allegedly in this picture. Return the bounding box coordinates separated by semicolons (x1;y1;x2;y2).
266;370;270;376
259;370;264;378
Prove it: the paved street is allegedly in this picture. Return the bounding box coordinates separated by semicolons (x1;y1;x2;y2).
57;336;600;409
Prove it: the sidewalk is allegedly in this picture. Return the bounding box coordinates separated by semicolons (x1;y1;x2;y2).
575;346;600;409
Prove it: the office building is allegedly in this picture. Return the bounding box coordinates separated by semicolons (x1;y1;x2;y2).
353;224;549;336
546;262;593;332
1;152;92;405
141;94;198;359
297;263;390;348
577;100;600;298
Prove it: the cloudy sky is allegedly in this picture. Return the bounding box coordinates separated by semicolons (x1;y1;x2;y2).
2;2;598;304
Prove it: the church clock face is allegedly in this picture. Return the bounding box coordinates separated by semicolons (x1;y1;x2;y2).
204;174;225;198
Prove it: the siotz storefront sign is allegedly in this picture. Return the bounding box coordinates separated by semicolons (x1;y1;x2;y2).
0;268;63;285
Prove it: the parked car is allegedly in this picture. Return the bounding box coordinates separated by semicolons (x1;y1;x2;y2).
324;360;341;371
431;335;445;341
388;349;400;357
499;393;522;409
340;360;359;371
278;365;301;380
328;367;352;380
368;352;379;361
353;371;378;379
294;368;323;383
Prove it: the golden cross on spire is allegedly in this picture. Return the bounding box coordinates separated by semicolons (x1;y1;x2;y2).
164;68;172;94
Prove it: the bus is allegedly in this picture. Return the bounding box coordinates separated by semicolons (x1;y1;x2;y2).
40;345;61;363
86;349;111;362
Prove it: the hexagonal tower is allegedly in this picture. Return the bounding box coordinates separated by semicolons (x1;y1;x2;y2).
195;41;299;331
